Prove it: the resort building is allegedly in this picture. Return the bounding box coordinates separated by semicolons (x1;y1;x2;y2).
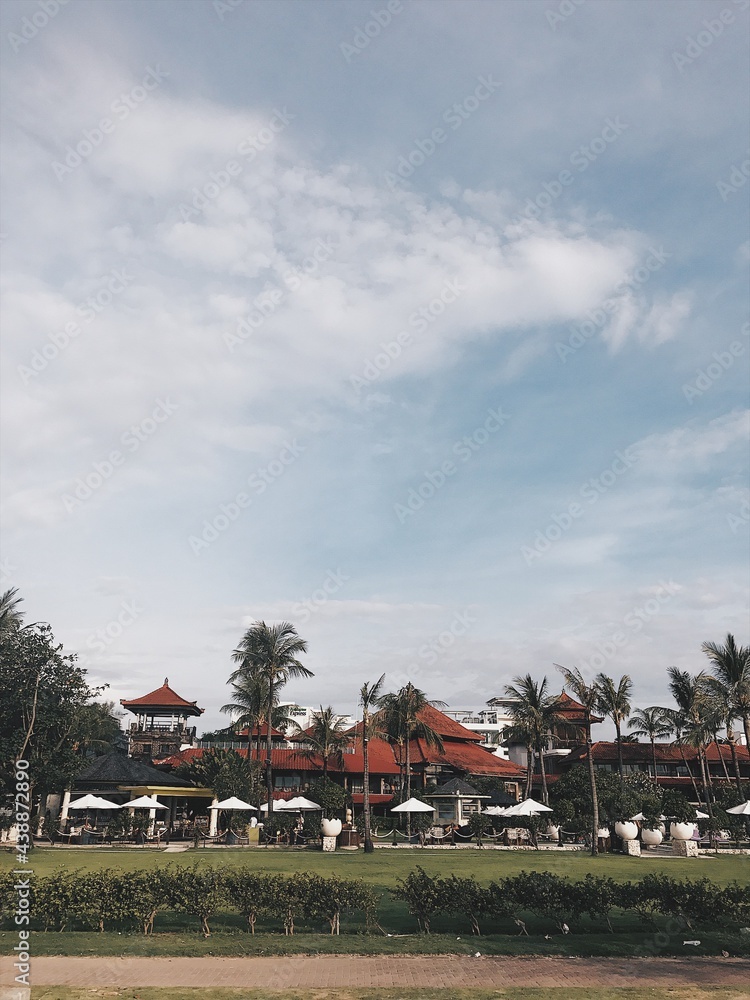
120;678;204;761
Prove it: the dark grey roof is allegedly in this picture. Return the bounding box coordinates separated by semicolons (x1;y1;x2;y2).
431;777;480;796
74;752;194;788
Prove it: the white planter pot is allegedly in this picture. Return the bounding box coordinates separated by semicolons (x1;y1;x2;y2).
642;827;663;846
670;821;695;841
546;825;560;840
614;821;638;842
597;828;610;839
321;818;342;838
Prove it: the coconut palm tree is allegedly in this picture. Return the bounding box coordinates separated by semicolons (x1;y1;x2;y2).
676;714;716;817
628;706;672;781
0;587;24;637
294;705;351;780
667;667;713;812
377;683;445;839
503;674;561;805
230;621;311;818
595;673;633;783
660;706;702;803
703;680;742;792
221;673;297;769
702;633;750;762
554;664;600;856
359;673;385;853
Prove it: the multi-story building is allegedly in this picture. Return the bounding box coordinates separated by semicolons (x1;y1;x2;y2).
443;697;518;758
120;678;204;761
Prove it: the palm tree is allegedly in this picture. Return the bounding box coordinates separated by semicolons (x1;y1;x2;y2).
359;673;385;854
230;621;311;818
0;587;24;636
702;633;750;765
676;714;716;817
595;673;633;783
294;705;350;780
555;664;600;856
667;667;713;812
703;680;742;792
628;706;672;781
660;706;702;803
503;721;535;799
378;683;445;839
221;674;297;773
503;674;561;805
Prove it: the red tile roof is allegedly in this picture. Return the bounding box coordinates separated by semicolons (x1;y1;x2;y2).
157;739;401;776
565;740;750;765
555;692;603;724
121;678;204;715
350;793;394;806
237;725;287;740
416;704;484;742
409;737;526;778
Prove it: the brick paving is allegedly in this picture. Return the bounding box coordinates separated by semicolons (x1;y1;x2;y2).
1;955;748;989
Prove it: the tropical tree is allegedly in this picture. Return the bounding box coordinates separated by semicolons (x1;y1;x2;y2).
628;707;672;782
503;675;561;805
221;673;298;764
595;673;633;783
503;721;535;799
359;673;385;854
294;706;351;780
377;683;445;839
0;587;25;637
667;667;713;812
554;664;600;856
702;634;750;781
230;621;311;818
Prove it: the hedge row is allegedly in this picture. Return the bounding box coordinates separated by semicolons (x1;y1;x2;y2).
393;868;750;934
1;867;748;938
0;867;376;937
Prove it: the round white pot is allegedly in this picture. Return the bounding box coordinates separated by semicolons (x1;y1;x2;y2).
614;821;638;842
641;827;663;846
546;825;560;840
670;821;695;841
321;818;342;838
597;827;610;839
657;822;666;835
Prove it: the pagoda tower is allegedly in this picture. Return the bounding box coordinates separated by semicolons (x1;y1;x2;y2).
120;678;204;761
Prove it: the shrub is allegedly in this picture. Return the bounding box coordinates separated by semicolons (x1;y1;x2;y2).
571;874;621;933
392;866;445;933
467;813;490;846
35;871;79;931
119;868;170;934
223;868;277;935
442;874;492;935
504;871;575;933
166;865;225;937
71;871;131;932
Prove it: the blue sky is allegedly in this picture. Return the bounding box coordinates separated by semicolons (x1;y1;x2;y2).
1;0;748;734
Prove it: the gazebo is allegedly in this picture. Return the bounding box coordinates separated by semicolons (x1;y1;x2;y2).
424;778;490;826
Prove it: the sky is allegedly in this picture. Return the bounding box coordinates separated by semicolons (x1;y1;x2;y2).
1;0;748;737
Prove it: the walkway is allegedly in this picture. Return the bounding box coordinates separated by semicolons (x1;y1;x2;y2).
2;955;748;989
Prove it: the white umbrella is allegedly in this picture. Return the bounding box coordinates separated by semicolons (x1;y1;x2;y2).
277;796;321;811
68;794;122;810
725;800;750;815
695;809;710;819
391;797;435;813
483;805;510;816
208;796;257;811
504;798;553;816
630;812;667;822
127;795;169;810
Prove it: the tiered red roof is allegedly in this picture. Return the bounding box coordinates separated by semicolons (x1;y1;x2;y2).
408;735;527;778
120;678;204;716
554;692;603;725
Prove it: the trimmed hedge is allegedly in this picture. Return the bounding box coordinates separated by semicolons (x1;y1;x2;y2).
1;866;747;937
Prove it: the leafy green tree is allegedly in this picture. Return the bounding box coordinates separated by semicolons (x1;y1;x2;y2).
467;811;490;846
166;865;225;937
230;621;311;819
224;869;279;934
0;587;25;636
443;874;492;935
359;673;385;853
306;776;348;818
175;747;263;810
595;673;633;782
664;667;709;804
392;866;445;933
702;633;750;752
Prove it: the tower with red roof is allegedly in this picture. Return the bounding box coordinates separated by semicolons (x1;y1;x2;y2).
120;678;204;761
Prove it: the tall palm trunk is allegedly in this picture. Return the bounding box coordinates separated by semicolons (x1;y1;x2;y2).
677;741;701;802
537;738;549;805
525;745;533;798
363;714;373;853
650;738;658;781
726;724;743;793
585;717;599;857
697;748;713;816
405;737;411;841
615;719;624;783
712;728;731;783
266;677;274;820
742;712;750;754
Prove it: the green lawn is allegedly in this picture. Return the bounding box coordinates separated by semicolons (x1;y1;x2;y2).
3;847;748;959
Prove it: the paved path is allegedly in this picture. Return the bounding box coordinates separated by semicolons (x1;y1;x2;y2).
2;955;749;989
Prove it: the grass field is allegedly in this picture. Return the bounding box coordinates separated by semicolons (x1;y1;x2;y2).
3;847;748;959
25;989;750;1000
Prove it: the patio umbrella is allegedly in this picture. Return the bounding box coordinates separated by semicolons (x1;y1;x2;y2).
126;795;169;810
68;795;122;810
277;796;321;811
208;796;257;811
630;812;667;822
725;800;750;815
391;798;435;813
695;810;710;819
503;798;553;816
483;805;510;816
